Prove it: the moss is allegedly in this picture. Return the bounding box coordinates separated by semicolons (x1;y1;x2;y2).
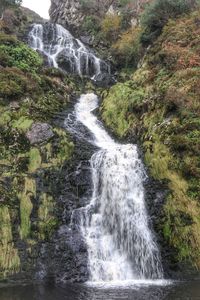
40;129;74;168
0;110;12;126
102;82;147;137
19;177;36;240
12;116;33;132
0;16;78;279
0;206;20;277
54;128;74;163
28;148;42;173
38;193;58;240
0;33;17;45
163;194;200;266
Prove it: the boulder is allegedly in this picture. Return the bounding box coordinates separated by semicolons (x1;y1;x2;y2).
92;73;116;88
9;101;20;110
80;35;94;46
26;122;54;145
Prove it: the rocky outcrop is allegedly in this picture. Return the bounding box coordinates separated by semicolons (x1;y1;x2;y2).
49;0;84;32
2;6;44;39
26;123;54;145
49;0;151;33
92;73;115;88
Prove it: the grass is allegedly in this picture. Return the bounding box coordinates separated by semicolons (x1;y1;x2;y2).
19;177;36;239
0;206;20;277
102;9;200;269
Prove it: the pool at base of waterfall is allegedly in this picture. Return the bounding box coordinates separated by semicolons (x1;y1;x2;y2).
1;280;200;300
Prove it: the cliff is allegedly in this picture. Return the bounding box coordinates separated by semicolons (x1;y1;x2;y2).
49;0;151;34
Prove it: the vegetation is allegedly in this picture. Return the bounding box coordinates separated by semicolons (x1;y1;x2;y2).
112;27;142;69
0;28;78;279
102;9;200;269
0;43;43;73
101;14;122;41
141;0;196;44
1;0;200;281
0;0;22;16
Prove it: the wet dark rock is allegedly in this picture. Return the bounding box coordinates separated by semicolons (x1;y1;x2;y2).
80;35;94;46
92;73;115;87
57;49;76;73
26;123;54;145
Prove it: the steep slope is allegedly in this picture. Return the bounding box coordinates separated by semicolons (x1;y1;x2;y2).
0;9;93;282
102;10;200;274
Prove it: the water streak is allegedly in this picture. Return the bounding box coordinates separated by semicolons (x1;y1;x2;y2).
65;93;163;282
28;23;110;76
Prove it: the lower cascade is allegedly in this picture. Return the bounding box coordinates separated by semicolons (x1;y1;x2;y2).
28;23;110;77
65;93;164;282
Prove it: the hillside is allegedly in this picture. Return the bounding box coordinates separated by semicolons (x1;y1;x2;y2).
0;6;91;281
102;6;200;273
0;0;200;284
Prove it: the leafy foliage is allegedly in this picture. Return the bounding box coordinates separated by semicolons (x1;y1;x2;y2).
0;42;43;73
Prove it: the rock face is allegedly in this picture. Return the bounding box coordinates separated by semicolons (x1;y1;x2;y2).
49;0;114;29
26;123;54;145
49;0;84;31
49;0;152;32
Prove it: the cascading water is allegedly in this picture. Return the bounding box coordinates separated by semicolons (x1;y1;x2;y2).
28;20;163;282
65;93;164;282
28;23;110;76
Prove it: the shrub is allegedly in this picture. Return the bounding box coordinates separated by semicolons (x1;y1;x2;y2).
112;27;142;68
0;33;17;45
0;43;43;73
82;16;100;35
141;0;195;44
101;14;122;41
0;67;36;99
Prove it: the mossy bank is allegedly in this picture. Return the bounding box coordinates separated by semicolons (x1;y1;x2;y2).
102;10;200;276
0;14;93;282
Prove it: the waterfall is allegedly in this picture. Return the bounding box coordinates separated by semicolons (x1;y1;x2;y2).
65;93;164;282
28;23;110;77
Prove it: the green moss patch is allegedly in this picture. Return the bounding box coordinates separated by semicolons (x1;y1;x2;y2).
19;177;36;239
38;193;58;240
28;148;42;173
0;206;20;277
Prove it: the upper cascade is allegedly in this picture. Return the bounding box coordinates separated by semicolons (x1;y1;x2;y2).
28;23;110;77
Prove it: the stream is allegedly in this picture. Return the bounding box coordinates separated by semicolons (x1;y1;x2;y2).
1;22;199;300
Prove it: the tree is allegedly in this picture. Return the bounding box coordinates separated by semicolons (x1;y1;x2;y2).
0;0;22;19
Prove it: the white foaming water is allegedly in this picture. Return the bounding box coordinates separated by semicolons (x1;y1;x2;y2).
66;93;164;283
28;24;110;76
